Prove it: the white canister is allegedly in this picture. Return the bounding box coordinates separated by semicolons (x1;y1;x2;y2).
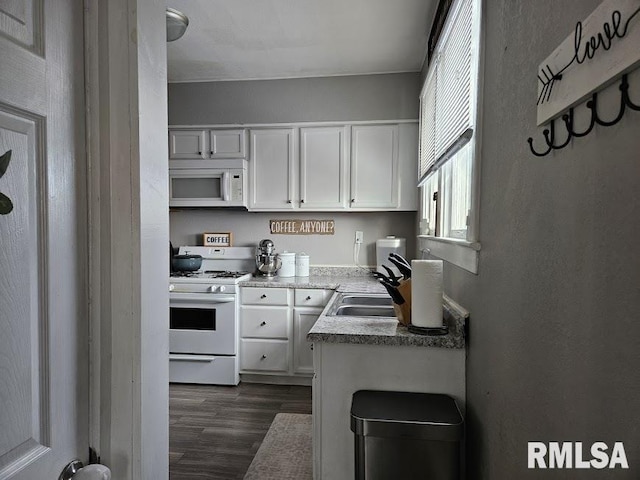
295;252;310;277
278;252;296;277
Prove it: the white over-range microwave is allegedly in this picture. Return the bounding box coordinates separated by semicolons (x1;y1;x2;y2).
169;160;247;208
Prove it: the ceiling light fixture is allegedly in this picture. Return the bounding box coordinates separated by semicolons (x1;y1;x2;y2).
166;8;189;42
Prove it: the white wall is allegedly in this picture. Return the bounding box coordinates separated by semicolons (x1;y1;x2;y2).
170;210;417;265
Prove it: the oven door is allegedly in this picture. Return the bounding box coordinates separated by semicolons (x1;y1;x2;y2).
169;293;237;355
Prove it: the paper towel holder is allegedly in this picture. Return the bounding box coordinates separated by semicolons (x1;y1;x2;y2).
408;324;449;336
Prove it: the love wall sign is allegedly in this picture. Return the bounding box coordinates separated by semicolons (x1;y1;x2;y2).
536;0;640;125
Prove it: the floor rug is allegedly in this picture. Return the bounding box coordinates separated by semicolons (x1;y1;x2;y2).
244;413;312;480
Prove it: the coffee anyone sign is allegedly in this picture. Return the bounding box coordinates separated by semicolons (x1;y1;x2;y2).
270;219;335;235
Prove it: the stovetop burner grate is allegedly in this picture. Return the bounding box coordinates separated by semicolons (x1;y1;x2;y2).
204;270;251;278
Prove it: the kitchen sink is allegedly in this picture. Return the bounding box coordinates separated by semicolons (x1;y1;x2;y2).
334;305;396;317
340;295;393;306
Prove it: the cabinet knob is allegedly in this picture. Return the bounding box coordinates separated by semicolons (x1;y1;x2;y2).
351;198;355;203
198;151;202;155
210;151;214;155
260;294;267;299
306;296;311;300
301;199;305;203
260;321;267;326
287;200;292;204
261;354;267;360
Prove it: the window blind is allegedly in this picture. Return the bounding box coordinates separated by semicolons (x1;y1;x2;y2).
418;0;475;185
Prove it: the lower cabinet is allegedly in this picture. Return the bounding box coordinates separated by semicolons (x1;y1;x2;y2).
240;339;289;373
293;307;323;374
240;286;332;380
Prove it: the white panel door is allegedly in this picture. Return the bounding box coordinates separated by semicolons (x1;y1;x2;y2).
249;128;296;210
0;1;89;479
299;126;348;210
350;125;399;209
169;129;208;159
210;129;246;158
293;307;322;374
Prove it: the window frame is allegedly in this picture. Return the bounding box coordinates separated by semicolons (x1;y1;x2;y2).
417;0;484;274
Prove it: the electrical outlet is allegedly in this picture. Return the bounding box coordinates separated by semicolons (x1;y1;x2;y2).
355;231;364;244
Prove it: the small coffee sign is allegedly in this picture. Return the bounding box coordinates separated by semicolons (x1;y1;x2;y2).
203;232;232;246
270;219;335;235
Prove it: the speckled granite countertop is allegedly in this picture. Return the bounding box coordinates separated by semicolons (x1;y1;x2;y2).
240;267;466;349
240;266;383;291
307;299;466;349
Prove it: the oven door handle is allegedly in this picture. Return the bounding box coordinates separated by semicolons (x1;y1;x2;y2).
170;293;236;303
170;354;217;362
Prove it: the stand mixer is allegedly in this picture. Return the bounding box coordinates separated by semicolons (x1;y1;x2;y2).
255;239;282;276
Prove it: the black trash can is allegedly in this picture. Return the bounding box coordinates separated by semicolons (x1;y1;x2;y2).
350;390;463;480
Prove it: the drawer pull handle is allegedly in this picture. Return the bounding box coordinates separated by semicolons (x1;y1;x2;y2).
260;294;267;299
261;354;267;360
260;321;267;326
306;296;311;300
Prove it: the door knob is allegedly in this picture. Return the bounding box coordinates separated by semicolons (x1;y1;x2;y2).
59;460;111;480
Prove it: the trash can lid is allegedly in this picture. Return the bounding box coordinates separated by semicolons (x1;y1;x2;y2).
350;390;463;441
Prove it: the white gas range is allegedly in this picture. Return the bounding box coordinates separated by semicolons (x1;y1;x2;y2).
169;246;254;385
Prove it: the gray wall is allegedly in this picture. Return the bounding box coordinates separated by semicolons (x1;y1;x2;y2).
170;210;416;266
451;0;640;477
168;73;420;125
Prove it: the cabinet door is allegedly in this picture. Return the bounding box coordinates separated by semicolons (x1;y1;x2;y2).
350;125;399;209
210;129;246;158
300;127;348;209
293;307;322;374
249;129;297;209
169;130;208;159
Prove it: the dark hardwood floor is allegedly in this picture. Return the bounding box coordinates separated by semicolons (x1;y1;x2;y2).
169;382;312;480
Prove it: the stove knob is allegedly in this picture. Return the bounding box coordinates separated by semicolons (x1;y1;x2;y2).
218;285;226;293
169;284;175;292
208;285;218;293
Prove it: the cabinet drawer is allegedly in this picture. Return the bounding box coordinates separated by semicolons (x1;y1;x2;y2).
241;339;289;372
242;287;289;305
169;354;238;385
295;288;331;307
241;307;289;339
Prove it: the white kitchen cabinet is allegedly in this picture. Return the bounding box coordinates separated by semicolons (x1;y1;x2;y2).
169;128;247;160
240;286;332;381
350;124;399;209
299;126;349;209
169;129;208;159
209;129;246;158
241;339;289;373
293;307;322;374
249;128;297;209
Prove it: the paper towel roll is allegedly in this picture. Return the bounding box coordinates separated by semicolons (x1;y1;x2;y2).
411;260;443;328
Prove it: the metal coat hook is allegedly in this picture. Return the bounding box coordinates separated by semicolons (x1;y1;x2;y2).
528;74;637;157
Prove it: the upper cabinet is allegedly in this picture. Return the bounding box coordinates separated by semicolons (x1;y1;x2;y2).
169;129;247;164
210;129;246;158
350;124;398;209
169;130;208;159
249;128;297;210
299;126;349;210
170;122;418;212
